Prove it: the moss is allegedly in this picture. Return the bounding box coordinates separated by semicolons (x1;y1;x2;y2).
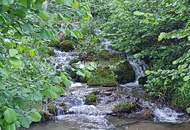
49;40;74;52
87;67;118;87
114;61;135;84
98;50;115;60
85;93;97;105
112;102;138;113
47;104;57;115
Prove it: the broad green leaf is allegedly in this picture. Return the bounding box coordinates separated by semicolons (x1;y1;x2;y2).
9;57;24;69
56;0;64;4
72;0;80;9
158;32;167;41
183;76;190;81
33;0;44;10
5;123;16;130
18;0;28;7
22;23;33;34
133;11;145;16
186;107;190;113
17;114;32;128
29;112;41;122
28;49;37;57
9;49;18;57
38;11;49;21
1;0;14;5
60;72;71;87
4;108;17;124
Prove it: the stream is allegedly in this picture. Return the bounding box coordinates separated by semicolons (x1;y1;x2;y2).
24;36;190;130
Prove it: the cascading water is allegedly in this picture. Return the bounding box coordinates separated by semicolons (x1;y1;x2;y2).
47;30;189;130
98;35;188;124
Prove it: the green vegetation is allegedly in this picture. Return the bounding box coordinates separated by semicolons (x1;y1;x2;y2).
112;102;139;113
0;0;91;129
87;0;190;112
85;93;97;105
1;0;190;129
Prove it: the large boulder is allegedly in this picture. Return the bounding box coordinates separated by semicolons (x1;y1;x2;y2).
87;67;118;87
114;61;136;84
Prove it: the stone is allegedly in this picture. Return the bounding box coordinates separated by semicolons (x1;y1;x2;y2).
85;93;97;105
87;67;118;87
114;60;136;84
112;102;141;113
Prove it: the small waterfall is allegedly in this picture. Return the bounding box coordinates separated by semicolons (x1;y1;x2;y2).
51;49;77;71
48;29;189;129
128;58;147;83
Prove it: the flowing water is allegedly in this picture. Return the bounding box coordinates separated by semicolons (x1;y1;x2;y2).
24;35;190;130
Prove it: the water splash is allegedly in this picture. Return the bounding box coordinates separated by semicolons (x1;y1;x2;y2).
153;107;187;123
51;49;77;71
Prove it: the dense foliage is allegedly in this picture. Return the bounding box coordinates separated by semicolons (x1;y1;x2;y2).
0;0;91;130
88;0;190;111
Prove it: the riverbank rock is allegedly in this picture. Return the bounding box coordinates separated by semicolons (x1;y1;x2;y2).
114;61;136;84
87;67;118;87
112;102;141;113
47;104;58;115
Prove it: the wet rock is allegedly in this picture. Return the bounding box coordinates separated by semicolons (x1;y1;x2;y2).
60;102;68;113
114;60;136;84
85;92;97;105
41;111;54;121
47;104;58;115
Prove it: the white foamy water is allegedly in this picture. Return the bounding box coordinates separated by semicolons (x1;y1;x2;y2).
51;49;77;71
153;107;187;123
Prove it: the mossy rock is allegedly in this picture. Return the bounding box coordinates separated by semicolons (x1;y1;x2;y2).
47;104;57;115
114;61;135;84
98;50;116;60
85;93;97;105
112;102;140;113
49;40;74;52
87;67;118;87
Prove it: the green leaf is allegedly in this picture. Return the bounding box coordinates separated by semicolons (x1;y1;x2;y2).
17;115;32;128
38;11;49;21
158;32;167;41
5;123;16;130
18;0;28;7
4;108;17;124
183;76;190;81
72;0;80;9
29;112;41;122
9;49;18;57
22;23;33;34
33;0;44;10
186;107;190;113
1;0;14;5
133;11;145;16
28;49;37;57
60;72;71;87
56;0;64;4
9;57;24;69
76;70;85;78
